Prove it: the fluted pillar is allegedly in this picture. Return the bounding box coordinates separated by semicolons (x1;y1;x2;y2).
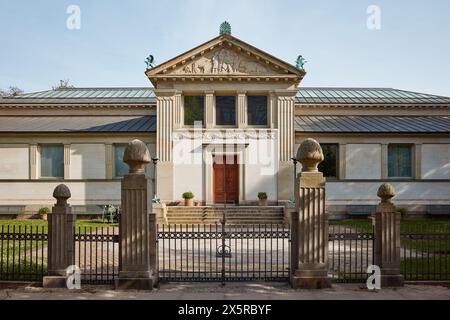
291;138;331;289
276;90;296;200
43;184;75;288
374;183;404;287
116;139;158;290
155;89;175;202
237;90;247;128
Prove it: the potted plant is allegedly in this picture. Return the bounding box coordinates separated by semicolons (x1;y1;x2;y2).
38;207;50;221
258;192;268;206
182;191;195;206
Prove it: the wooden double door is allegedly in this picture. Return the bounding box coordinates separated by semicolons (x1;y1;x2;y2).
213;155;239;204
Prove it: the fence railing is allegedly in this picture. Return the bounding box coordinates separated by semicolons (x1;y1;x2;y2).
74;227;119;285
401;224;450;281
0;225;47;282
157;223;291;282
328;224;374;283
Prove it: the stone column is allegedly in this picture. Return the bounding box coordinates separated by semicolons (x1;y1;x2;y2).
29;144;38;179
205;90;215;129
43;184;75;288
237;90;247;128
374;183;404;287
291;138;331;289
64;144;71;179
116;139;158;290
276;90;296;201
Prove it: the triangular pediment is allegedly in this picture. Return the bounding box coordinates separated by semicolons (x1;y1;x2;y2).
146;34;305;85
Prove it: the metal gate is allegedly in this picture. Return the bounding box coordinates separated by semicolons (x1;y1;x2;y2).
157;219;290;282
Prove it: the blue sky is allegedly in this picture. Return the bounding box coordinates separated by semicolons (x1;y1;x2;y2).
1;0;449;96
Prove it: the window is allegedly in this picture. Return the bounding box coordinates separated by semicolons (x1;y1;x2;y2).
318;144;338;178
184;96;204;126
388;144;412;178
40;145;64;178
114;144;128;177
247;96;268;126
216;96;236;126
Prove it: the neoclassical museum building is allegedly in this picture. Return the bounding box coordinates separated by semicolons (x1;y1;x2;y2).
1;28;449;219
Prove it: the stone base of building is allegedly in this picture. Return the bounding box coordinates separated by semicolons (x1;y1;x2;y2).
115;277;156;290
381;274;404;287
291;271;332;289
43;276;68;288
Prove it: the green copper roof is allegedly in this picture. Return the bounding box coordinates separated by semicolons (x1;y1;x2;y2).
296;87;450;104
1;87;449;105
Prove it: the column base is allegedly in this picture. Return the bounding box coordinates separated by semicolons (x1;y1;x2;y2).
291;270;332;289
381;274;404;287
43;276;68;288
115;277;156;290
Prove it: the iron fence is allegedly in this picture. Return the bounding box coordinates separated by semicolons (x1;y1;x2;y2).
400;223;450;281
74;226;119;285
0;225;47;282
157;223;290;282
328;224;374;283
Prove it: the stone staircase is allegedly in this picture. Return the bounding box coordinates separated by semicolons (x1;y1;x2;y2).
165;206;285;225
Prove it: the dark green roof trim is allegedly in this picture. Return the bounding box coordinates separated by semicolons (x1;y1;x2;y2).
1;87;449;105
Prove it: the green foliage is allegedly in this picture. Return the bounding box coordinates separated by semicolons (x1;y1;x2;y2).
397;207;408;218
38;207;50;215
182;191;194;199
318;144;338;178
257;192;268;200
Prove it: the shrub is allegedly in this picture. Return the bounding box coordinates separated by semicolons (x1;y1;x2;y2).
258;192;268;200
397;207;408;219
182;192;194;199
38;207;50;215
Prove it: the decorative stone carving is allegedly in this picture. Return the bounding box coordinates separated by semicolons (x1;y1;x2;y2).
377;183;395;203
296;138;324;172
123;139;151;174
173;48;273;75
52;184;71;206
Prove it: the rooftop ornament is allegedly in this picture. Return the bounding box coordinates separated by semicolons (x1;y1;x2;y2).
145;55;155;69
219;21;231;35
296;138;324;172
296;55;307;70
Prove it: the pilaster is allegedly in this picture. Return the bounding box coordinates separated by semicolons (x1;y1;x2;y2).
105;144;113;179
237;90;247;128
205;90;215;129
29;144;38;179
64;144;71;179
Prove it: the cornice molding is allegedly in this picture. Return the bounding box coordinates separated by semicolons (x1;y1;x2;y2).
173;129;277;141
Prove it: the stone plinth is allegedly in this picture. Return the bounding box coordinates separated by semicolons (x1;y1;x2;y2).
43;184;75;288
116;139;158;290
374;183;404;287
291;139;331;289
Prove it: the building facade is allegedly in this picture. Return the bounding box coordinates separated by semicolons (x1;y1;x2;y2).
1;32;449;217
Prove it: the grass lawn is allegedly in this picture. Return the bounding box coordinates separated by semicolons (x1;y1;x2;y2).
0;219;118;232
401;256;450;280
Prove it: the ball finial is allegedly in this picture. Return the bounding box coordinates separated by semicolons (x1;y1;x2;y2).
53;184;71;206
296;138;324;172
377;183;396;203
123;139;151;174
219;21;231;35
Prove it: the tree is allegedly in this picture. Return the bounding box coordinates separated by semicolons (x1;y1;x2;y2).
0;86;24;97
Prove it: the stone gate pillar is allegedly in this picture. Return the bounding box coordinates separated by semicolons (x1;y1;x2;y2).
374;183;404;287
116;139;158;290
291;138;331;289
43;184;75;288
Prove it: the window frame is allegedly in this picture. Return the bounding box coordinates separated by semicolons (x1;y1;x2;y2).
183;95;205;127
387;143;414;179
318;143;339;180
247;95;269;127
39;144;64;179
113;143;129;179
215;95;237;127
